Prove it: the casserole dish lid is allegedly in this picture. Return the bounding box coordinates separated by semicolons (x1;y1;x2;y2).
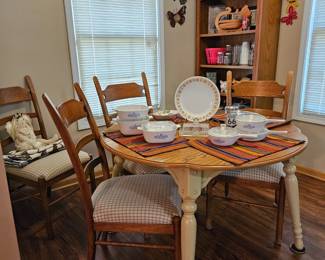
115;105;149;112
142;121;177;132
236;113;266;123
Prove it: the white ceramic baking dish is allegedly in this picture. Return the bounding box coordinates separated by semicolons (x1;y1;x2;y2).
138;121;178;143
236;114;285;133
118;117;149;136
208;125;258;146
115;105;150;121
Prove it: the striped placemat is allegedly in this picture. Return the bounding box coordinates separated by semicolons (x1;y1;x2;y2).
104;131;189;157
188;135;305;165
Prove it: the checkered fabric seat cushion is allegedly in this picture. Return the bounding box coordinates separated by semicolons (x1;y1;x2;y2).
6;150;91;182
220;163;285;183
123;160;166;175
92;174;182;224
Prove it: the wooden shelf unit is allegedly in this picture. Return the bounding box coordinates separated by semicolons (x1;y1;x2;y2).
200;29;256;38
196;0;282;108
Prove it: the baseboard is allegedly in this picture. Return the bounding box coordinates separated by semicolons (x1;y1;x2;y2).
296;165;325;182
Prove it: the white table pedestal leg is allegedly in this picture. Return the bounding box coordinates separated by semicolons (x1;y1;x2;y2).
168;168;221;260
112;156;124;177
283;159;305;254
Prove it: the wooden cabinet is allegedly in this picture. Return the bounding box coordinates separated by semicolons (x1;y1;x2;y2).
196;0;282;107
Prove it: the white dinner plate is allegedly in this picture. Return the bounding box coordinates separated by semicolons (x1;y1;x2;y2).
174;76;220;122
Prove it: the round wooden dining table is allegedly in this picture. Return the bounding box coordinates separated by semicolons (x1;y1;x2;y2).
101;122;307;260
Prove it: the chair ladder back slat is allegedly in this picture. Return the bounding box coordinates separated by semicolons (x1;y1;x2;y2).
103;83;145;102
232;82;285;98
57;99;88;127
0;87;31;106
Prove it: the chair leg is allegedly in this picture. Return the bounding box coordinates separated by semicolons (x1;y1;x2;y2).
87;228;96;260
47;186;52;198
275;178;286;247
274;188;280;207
39;178;54;239
224;182;229;198
205;180;216;230
173;217;181;260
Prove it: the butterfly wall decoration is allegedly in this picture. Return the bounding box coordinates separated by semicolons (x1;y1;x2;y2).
281;6;298;25
167;5;187;28
281;0;299;26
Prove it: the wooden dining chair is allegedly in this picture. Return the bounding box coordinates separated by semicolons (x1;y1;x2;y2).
42;83;182;260
206;71;293;246
93;72;165;176
0;76;92;239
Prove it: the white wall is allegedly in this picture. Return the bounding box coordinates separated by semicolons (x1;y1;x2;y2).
163;1;196;108
0;0;196;139
275;0;325;173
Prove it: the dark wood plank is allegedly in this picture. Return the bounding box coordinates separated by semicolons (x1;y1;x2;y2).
12;173;325;260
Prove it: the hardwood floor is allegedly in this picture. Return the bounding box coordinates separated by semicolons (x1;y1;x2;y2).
13;173;325;260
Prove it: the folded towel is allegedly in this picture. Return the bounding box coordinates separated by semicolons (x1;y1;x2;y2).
3;140;65;168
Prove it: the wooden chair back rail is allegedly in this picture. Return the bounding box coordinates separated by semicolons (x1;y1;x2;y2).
226;70;293;119
231;82;286;97
103;83;145;102
57;99;88;127
93;72;153;127
0;86;32;106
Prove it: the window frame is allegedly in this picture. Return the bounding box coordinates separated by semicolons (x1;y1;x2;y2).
64;0;165;130
293;0;325;125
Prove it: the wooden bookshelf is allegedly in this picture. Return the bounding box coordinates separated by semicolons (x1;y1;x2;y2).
196;0;282;108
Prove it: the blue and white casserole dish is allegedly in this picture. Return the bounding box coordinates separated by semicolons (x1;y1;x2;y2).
139;121;178;143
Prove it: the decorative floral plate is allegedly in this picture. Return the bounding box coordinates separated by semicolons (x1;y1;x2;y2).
174;76;220;122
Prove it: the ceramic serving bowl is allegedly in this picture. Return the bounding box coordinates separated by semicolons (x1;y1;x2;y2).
152;110;178;120
118;117;149;136
115;105;150;121
208;125;258;146
240;128;288;141
236;114;285;133
138;121;179;143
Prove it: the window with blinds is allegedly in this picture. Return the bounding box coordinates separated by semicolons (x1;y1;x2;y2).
66;0;162;128
295;0;325;123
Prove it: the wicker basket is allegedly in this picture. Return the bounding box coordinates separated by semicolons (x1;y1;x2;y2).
218;20;242;30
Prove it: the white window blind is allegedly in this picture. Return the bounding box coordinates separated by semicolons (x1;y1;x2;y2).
66;0;162;128
296;0;325;122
